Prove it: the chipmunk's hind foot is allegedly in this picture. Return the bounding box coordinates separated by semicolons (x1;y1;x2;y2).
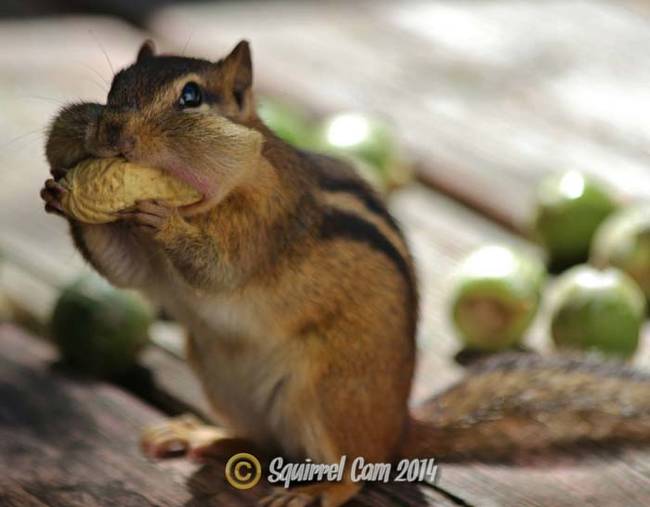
140;413;231;460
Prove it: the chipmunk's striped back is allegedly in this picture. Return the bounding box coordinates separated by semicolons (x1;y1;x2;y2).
302;151;418;337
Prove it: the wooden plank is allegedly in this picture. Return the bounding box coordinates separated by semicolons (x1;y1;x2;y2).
0;323;195;506
151;0;650;230
437;444;650;507
138;344;212;419
0;325;455;506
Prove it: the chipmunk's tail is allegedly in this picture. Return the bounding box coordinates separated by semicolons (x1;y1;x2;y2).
400;354;650;460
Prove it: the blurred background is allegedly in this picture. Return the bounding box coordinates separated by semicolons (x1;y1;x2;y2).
1;0;650;403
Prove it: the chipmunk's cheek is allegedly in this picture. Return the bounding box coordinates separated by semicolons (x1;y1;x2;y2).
141;153;216;199
163;164;226;216
167;165;215;198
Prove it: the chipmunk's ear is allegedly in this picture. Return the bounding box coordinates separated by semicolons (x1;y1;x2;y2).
137;39;156;62
221;40;253;110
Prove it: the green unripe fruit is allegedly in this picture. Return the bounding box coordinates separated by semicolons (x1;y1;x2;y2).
591;204;650;305
451;245;546;351
532;171;618;270
257;97;316;149
314;112;411;191
50;275;153;377
550;266;645;359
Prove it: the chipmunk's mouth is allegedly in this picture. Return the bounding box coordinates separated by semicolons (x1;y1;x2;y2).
158;162;222;216
123;153;214;199
122;151;223;215
168;165;213;197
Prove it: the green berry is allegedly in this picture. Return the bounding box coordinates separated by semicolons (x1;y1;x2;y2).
50;275;153;377
314;112;411;191
591;204;650;305
532;171;617;270
550;265;645;359
257;97;316;149
451;245;546;351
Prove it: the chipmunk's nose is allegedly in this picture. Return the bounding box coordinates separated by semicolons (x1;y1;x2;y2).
118;135;136;156
105;121;122;147
104;121;136;156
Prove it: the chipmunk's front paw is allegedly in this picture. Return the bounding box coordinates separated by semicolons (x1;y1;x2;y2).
40;178;69;217
119;199;180;236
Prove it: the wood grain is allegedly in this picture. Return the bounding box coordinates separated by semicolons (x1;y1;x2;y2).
0;323;195;506
0;325;456;506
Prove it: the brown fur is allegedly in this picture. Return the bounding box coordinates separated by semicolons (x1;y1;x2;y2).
42;41;650;506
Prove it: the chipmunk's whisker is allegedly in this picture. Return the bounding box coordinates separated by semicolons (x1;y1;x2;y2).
181;30;196;56
88;29;115;76
0;128;45;151
18;95;68;106
78;62;110;89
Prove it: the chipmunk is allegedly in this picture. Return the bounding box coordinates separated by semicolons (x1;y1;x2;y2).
41;40;650;507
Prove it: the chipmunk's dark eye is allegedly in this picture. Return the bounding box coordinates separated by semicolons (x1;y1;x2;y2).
179;82;202;108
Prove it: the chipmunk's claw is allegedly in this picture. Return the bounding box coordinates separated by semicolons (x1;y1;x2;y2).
50;167;68;180
41;178;68;217
119;199;174;234
140;414;229;460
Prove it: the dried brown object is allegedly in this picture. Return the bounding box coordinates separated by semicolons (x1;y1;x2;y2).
60;158;201;224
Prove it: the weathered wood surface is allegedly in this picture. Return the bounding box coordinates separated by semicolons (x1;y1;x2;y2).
0;324;196;506
0;324;457;506
439;445;650;507
152;0;650;231
9;317;650;507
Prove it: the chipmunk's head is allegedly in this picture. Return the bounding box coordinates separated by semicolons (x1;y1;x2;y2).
87;40;264;214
